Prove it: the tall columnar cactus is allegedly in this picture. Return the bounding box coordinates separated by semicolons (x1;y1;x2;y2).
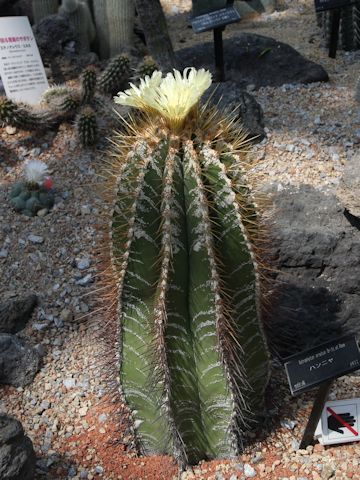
104;69;270;465
106;0;135;57
58;0;96;53
93;0;109;59
318;2;360;51
32;0;59;24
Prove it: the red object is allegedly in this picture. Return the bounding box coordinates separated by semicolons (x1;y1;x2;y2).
43;177;53;191
327;406;358;436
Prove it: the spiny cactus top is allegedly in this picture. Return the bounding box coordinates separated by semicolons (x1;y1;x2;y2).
105;68;270;466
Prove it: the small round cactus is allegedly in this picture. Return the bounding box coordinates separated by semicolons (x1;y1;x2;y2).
10;160;55;216
136;56;158;81
75;106;98;146
97;54;131;96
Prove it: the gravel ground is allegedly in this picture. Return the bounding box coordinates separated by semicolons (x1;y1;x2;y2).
1;1;360;479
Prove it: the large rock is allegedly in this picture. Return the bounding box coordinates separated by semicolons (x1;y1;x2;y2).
265;185;360;358
203;81;265;141
32;14;78;60
0;334;40;387
177;33;329;89
0;295;38;334
337;153;360;218
0;413;35;480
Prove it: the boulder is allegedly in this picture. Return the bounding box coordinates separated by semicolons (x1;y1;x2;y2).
32;14;78;60
265;185;360;359
203;81;265;141
177;33;329;89
0;413;35;480
0;334;40;387
0;295;38;334
336;152;360;218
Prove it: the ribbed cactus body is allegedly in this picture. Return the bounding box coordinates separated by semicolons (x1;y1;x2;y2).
318;2;360;51
0;97;51;131
59;0;96;53
108;113;270;463
32;0;59;24
10;182;54;216
76;106;98;146
97;55;130;95
81;67;97;103
136;57;158;81
93;0;109;59
106;0;135;57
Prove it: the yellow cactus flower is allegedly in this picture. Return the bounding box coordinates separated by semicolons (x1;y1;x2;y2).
114;67;212;129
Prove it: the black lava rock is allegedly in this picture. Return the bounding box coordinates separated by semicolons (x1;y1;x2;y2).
0;334;40;387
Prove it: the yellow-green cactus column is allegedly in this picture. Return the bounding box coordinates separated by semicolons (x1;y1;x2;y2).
104;68;270;466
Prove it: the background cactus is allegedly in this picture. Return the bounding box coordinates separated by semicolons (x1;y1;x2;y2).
97;54;131;95
0;97;53;131
32;0;59;24
58;0;96;53
317;2;360;51
10;160;54;217
104;69;270;465
106;0;135;57
135;56;158;82
75;106;98;146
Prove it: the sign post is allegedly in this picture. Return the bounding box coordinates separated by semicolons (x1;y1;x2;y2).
190;0;241;82
284;336;360;449
0;16;49;105
314;0;356;58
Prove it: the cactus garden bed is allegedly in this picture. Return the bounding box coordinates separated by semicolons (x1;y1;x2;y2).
0;1;360;479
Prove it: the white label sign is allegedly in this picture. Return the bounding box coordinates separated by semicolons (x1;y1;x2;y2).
315;398;360;445
0;16;49;105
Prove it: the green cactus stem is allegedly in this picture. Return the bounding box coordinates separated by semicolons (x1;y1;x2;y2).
32;0;59;24
81;66;97;104
76;106;98;146
97;54;131;96
59;0;96;53
105;0;135;57
104;69;270;465
135;56;158;81
10;182;54;217
93;0;110;59
0;97;53;131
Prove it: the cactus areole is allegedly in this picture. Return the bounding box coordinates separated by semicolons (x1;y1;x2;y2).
106;68;270;465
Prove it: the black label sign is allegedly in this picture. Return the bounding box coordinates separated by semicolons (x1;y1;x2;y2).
284;336;360;395
314;0;355;12
191;6;241;33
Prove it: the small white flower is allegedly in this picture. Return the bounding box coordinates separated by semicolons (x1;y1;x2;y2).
24;160;49;185
114;67;212;128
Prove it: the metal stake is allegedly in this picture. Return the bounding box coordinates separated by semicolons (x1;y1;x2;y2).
213;27;225;82
329;8;341;58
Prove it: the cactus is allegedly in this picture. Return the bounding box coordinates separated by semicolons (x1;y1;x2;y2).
59;0;96;53
81;66;97;103
93;0;109;59
318;2;360;51
97;54;131;95
135;56;158;82
104;69;270;465
76;106;98;146
356;77;360;102
0;97;52;131
106;0;135;57
10;160;54;216
32;0;59;24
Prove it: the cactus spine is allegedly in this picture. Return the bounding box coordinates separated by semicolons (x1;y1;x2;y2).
59;0;96;53
32;0;59;24
105;69;270;465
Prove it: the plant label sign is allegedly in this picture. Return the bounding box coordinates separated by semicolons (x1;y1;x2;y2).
315;398;360;445
191;6;241;33
0;16;49;105
314;0;355;12
284;336;360;395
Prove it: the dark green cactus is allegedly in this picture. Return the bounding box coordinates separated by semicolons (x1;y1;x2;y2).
10;182;54;217
135;56;158;81
0;97;51;131
76;106;98;146
105;69;270;466
97;54;131;95
318;2;360;51
81;66;97;103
